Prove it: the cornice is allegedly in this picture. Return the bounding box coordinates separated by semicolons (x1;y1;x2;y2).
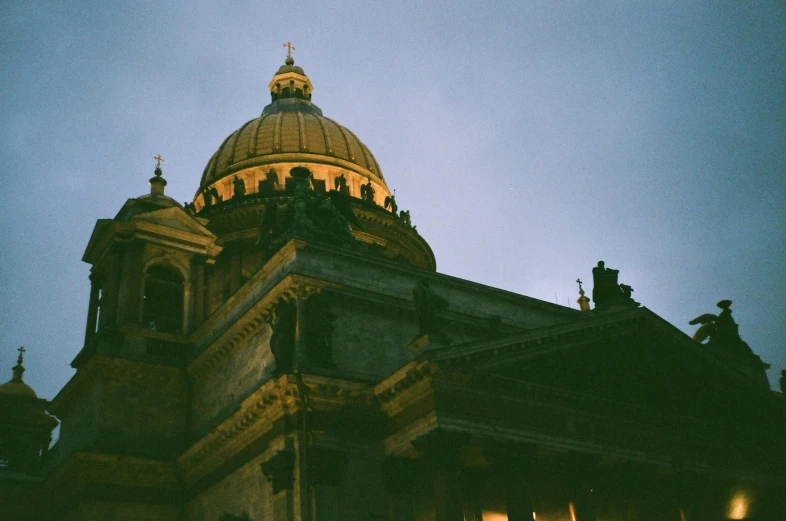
428;308;647;368
49;356;183;416
178;373;376;486
45;450;179;492
187;271;340;375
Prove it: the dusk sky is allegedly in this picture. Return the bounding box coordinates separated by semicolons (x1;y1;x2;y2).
1;1;784;402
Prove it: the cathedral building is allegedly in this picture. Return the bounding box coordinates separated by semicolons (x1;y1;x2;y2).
1;53;785;521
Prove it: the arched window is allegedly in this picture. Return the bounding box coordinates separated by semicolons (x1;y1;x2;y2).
142;265;184;333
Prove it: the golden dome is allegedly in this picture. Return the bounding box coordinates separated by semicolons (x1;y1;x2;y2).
198;58;385;194
0;355;37;398
0;380;37;398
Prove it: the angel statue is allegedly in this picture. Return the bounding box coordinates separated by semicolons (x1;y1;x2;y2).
360;182;375;203
688;312;718;343
689;300;752;358
384;193;398;214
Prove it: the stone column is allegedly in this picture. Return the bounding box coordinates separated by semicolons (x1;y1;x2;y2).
192;259;205;327
625;467;683;521
384;457;416;521
261;449;296;521
674;473;724;521
414;430;468;521
100;249;121;327
119;241;145;326
182;281;192;333
487;444;537;521
567;454;599;521
310;448;348;521
84;275;101;343
293;286;321;373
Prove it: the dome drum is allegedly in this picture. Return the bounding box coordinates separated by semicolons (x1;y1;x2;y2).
191;56;434;270
194;161;388;213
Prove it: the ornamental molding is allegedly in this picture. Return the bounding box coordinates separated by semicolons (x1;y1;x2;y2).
178;373;375;486
427;310;648;367
187;271;340;375
49;356;183;416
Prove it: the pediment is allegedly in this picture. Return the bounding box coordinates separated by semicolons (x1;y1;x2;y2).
430;308;780;424
130;206;215;238
83;207;219;265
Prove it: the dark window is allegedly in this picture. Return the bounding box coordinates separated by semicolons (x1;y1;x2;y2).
142;265;183;333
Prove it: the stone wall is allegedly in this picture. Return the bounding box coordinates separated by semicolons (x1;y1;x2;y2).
186;451;273;521
95;365;187;457
190;326;275;435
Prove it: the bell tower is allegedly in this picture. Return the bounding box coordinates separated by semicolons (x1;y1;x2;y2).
49;161;221;465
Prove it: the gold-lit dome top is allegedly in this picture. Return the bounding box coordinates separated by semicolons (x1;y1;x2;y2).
0;347;37;398
198;56;385;194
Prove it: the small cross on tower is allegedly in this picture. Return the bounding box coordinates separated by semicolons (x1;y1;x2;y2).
576;278;584;292
153;154;165;169
283;41;295;59
17;346;26;364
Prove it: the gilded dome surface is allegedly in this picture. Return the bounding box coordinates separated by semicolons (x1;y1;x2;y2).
198;58;384;192
0;380;37;398
0;357;36;398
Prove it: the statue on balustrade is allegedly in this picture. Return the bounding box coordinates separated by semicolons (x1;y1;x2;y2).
232;176;246;198
334;174;349;194
259;169;278;196
203;186;221;207
267;297;296;373
689;300;756;358
360;182;375;203
384;193;398;214
591;261;639;311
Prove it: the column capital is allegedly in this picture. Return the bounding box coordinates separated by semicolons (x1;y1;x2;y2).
413;429;470;469
260;449;296;494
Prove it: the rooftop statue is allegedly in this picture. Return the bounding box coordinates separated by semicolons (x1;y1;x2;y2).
259;169;278;195
591;261;639;311
256;167;361;260
413;279;449;336
232;176;246;199
267;297;296;374
360;182;376;204
334;174;349;194
689;300;756;359
384;194;398;214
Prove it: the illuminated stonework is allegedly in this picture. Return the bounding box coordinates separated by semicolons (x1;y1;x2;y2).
195;57;387;212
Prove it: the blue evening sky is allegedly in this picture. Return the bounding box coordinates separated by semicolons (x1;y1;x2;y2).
1;1;784;400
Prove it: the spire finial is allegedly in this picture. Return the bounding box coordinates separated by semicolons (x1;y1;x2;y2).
11;346;26;383
153;154;165;176
283;41;295;59
149;155;167;195
576;278;591;312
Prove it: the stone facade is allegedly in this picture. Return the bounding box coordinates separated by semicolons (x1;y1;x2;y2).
2;56;785;521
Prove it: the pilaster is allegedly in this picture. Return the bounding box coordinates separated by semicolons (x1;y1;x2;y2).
413;430;470;521
261;449;296;521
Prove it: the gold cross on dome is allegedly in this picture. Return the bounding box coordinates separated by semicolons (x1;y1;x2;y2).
153;154;165;168
283;41;295;58
576;278;584;291
17;346;25;364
